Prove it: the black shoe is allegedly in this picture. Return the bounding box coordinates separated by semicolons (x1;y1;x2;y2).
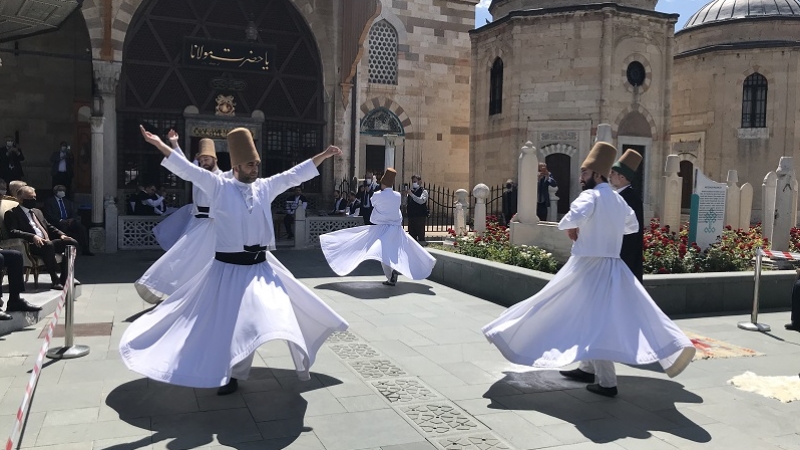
785;323;800;331
587;383;618;397
217;378;238;396
382;280;396;286
0;311;12;321
51;284;64;291
5;298;42;312
559;368;595;383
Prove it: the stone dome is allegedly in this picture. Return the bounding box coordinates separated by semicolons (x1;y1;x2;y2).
684;0;800;29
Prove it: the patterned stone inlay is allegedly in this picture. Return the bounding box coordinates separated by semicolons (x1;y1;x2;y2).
400;404;479;435
439;435;511;450
349;360;406;379
326;330;359;343
330;343;380;360
372;379;440;403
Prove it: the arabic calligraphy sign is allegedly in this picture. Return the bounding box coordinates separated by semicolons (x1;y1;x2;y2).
191;126;259;139
184;37;273;72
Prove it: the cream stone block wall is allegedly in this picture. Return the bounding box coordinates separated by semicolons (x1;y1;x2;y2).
471;7;675;216
672;45;800;221
353;0;474;191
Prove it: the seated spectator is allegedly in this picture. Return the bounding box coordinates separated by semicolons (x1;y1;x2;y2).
0;245;39;318
43;185;93;256
134;184;165;215
283;186;307;239
4;186;79;290
8;180;26;198
331;190;346;215
345;191;361;217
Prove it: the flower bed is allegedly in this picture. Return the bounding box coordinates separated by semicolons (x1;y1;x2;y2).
644;219;769;274
436;216;560;274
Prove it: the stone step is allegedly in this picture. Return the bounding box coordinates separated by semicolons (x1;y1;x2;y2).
0;274;83;336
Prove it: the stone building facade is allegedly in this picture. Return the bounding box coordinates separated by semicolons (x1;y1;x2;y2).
671;0;800;220
471;0;677;218
0;0;475;250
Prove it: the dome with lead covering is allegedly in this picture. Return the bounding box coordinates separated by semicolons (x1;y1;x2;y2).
684;0;800;29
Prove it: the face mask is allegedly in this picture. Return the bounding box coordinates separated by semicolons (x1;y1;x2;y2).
55;191;66;198
22;199;37;209
6;142;12;147
412;183;419;190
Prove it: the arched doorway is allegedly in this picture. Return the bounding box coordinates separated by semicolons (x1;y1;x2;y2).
545;154;571;215
119;0;325;201
360;107;405;182
617;111;653;199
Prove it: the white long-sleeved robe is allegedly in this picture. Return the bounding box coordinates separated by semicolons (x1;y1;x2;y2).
482;183;696;378
120;149;349;388
137;163;228;304
319;187;436;281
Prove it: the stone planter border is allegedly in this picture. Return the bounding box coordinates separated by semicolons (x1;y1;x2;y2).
427;248;794;317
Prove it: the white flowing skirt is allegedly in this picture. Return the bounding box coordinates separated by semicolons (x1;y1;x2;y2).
482;256;696;378
320;224;436;280
134;216;214;304
120;252;349;388
153;204;193;251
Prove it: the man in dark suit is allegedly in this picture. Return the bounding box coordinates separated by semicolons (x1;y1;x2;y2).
537;163;558;221
358;173;379;225
5;186;78;290
610;149;644;281
0;136;25;182
330;190;346;215
345;191;361;217
43;185;93;256
50;142;75;197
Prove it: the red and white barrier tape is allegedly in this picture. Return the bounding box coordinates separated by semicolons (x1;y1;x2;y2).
5;253;75;450
758;248;800;261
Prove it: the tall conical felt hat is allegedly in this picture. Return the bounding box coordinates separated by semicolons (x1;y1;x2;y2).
196;138;217;160
581;142;617;177
227;128;260;167
612;149;643;181
380;168;397;187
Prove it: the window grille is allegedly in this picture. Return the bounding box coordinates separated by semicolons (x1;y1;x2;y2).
368;20;398;85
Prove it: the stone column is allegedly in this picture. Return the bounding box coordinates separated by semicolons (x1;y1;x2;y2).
739;183;754;230
294;205;307;248
762;171;778;245
384;134;397;170
454;189;468;235
510;143;540;246
547;185;559;222
662;155;682;231
772;157;796;251
93;61;122;202
104;196;118;253
473;184;489;233
725;170;740;228
89;116;105;253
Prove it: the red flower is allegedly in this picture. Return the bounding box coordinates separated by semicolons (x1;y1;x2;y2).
658;268;669;274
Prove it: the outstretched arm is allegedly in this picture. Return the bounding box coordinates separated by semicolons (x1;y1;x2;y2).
140;126;220;197
265;145;343;198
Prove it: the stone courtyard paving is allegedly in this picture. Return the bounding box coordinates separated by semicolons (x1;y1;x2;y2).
1;249;800;450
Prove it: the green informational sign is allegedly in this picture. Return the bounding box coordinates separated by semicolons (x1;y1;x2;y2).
688;193;699;245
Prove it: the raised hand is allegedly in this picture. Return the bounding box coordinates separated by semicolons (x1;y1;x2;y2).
325;145;343;157
167;129;180;148
140;125;173;157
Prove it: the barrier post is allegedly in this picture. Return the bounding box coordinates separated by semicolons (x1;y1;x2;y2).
738;247;771;332
46;246;90;359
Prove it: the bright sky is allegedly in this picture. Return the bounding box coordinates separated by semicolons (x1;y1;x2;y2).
475;0;710;30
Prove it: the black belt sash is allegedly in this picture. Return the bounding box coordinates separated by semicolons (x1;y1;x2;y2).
195;206;210;219
215;245;267;265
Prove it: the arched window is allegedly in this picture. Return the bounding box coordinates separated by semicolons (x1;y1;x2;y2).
742;73;767;128
489;58;503;115
368;20;398;85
